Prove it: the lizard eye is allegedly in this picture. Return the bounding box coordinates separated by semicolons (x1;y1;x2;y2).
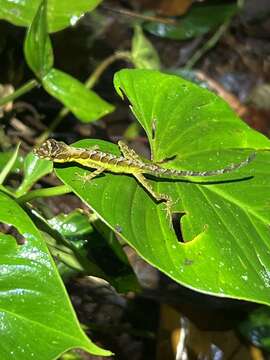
33;139;61;159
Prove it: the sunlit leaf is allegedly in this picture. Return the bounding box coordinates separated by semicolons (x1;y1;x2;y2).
0;0;102;33
16;152;53;197
42;69;114;122
24;0;53;78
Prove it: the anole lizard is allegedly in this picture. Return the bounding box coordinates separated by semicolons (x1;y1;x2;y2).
33;139;255;206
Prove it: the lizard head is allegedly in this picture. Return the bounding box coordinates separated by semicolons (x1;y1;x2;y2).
33;139;70;162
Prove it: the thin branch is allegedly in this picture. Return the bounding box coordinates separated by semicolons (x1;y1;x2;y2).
0;79;38;107
17;185;71;204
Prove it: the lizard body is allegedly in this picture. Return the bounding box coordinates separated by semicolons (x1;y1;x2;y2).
33;139;255;204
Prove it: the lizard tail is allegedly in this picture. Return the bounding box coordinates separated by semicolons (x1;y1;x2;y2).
147;152;256;177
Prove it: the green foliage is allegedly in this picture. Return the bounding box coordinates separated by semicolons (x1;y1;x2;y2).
131;25;160;70
0;192;112;359
0;151;23;173
0;0;102;33
24;0;53;78
47;210;140;292
42;69;114;122
52;69;270;306
23;0;114;123
0;143;20;184
16;152;53;197
145;3;237;40
239;306;270;351
1;0;270;353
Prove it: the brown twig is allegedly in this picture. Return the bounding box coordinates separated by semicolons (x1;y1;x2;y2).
101;5;177;25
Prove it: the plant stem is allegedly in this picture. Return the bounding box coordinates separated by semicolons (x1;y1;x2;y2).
185;19;231;70
0;79;38;107
85;51;132;89
17;185;71;204
0;185;15;197
36;51;132;144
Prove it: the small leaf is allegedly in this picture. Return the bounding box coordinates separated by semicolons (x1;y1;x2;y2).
0;192;112;359
0;143;20;185
131;25;160;70
145;3;237;40
0;0;102;33
24;0;53;78
42;68;114;122
0;151;23;173
16;152;53;197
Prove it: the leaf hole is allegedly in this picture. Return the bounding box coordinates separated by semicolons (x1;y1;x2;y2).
155;154;177;164
171;212;185;243
151;118;156;140
0;223;26;244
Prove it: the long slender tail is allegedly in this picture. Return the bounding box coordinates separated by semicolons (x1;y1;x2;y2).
147;152;256;177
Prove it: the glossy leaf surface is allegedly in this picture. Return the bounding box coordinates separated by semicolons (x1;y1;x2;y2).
42;69;114;122
0;151;23;173
54;69;270;305
145;3;237;40
0;0;101;33
16;152;53;197
0;192;111;359
48;210;140;292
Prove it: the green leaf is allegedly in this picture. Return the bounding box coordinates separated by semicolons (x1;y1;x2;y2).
239;306;270;351
48;210;140;292
16;152;53;197
24;0;53;78
0;151;23;173
0;192;111;359
131;25;160;70
145;3;237;40
54;69;270;306
42;68;114;122
0;0;102;33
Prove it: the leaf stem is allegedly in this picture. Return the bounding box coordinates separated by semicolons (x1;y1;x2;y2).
0;79;38;107
85;51;132;89
36;51;132;144
17;184;71;204
0;185;15;197
185;19;231;70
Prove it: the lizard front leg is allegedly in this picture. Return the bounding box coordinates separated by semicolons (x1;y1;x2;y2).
77;167;104;183
118;141;142;161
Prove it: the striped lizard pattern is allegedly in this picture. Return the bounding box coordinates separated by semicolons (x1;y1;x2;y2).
34;139;255;205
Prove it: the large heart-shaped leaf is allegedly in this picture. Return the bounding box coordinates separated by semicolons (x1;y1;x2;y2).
0;0;101;33
54;69;270;306
0;192;111;359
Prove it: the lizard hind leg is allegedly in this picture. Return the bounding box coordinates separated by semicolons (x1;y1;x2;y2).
118;140;142;161
133;173;173;217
